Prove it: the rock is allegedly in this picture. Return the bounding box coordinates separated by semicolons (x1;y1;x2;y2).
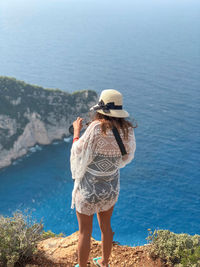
29;231;165;267
0;76;98;169
36;232;79;263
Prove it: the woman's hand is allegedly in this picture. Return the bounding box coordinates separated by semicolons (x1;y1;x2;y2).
73;117;83;138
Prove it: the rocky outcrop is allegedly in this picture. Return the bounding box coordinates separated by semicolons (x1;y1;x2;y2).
0;76;98;169
28;231;163;267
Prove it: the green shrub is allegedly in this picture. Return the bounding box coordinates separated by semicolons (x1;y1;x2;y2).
147;229;200;267
0;210;64;267
180;245;200;266
41;229;65;239
0;210;43;266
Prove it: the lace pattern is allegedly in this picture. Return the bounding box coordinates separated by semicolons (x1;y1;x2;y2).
70;120;136;215
75;189;119;216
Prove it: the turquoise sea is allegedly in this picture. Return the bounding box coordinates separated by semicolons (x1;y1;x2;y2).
0;0;199;245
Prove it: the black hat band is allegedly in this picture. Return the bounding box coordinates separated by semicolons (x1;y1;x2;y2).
93;100;122;113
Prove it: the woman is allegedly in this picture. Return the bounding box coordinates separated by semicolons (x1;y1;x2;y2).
70;89;136;267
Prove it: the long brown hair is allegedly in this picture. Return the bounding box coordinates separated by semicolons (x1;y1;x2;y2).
90;112;137;140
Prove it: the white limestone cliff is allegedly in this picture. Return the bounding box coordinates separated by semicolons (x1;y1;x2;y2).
0;77;97;169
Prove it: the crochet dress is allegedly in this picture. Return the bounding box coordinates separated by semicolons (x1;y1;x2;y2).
70;120;136;215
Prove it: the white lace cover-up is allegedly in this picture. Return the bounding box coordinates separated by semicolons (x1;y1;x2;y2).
70;120;136;215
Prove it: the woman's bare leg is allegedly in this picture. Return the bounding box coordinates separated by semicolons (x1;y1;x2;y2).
76;210;94;267
96;205;115;267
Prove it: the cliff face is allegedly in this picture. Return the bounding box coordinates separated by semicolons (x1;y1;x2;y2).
0;77;98;169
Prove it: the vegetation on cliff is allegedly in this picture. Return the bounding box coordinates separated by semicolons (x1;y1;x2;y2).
0;76;97;150
0;210;200;266
147;229;200;266
0;210;64;267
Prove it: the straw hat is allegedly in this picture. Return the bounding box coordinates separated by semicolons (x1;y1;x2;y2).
90;89;129;118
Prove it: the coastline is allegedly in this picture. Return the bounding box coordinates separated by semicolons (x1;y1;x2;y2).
0;135;72;172
0;76;98;170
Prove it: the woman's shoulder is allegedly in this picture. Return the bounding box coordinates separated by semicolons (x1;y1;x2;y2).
84;120;101;135
89;119;101;126
87;120;101;129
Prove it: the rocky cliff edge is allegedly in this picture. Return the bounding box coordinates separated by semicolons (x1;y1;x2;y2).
0;76;97;169
27;231;163;267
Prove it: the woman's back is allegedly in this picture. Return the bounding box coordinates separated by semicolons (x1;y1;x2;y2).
86;120;135;175
71;120;136;215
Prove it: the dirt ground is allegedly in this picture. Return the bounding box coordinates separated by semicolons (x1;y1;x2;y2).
27;240;165;267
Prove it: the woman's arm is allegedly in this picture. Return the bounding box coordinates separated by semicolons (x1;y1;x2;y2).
72;117;83;143
70;120;100;181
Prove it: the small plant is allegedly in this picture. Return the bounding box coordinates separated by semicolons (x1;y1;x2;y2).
0;210;44;266
41;229;65;239
146;229;200;267
0;209;63;267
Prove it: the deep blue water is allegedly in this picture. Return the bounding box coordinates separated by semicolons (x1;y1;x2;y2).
0;0;200;245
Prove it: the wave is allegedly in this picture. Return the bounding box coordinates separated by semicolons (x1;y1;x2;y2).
28;144;42;153
64;137;72;143
52;141;59;145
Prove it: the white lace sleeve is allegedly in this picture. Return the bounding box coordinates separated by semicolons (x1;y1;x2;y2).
118;128;136;168
70;121;99;182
